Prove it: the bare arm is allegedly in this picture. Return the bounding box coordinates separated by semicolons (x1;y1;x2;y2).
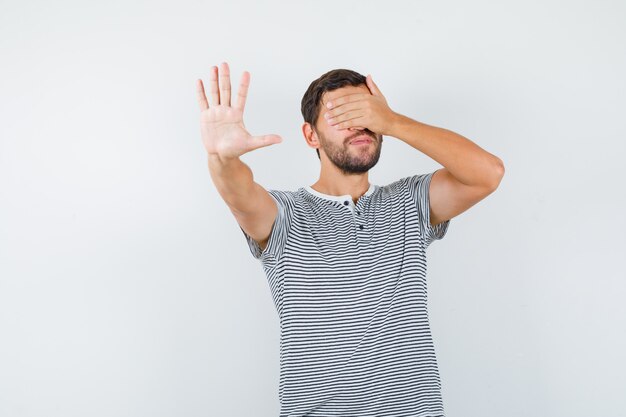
322;75;504;227
387;115;504;226
197;62;283;250
207;154;277;249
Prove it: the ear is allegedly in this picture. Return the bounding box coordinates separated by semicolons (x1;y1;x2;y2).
302;122;320;149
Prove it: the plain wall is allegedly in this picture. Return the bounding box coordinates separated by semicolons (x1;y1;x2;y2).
1;0;624;416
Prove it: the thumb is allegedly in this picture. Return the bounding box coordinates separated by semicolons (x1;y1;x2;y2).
366;74;383;97
248;134;283;151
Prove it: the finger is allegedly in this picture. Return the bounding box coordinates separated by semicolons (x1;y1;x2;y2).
324;101;361;120
196;79;209;111
326;93;367;110
209;66;220;106
328;110;365;126
219;62;232;107
335;116;366;130
366;74;382;96
248;134;283;151
234;70;250;112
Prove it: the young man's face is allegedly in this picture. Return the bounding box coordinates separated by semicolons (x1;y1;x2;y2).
314;84;383;175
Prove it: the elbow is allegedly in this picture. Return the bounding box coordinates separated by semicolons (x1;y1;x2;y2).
488;158;505;190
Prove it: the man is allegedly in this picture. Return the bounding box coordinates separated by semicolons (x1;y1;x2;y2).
197;62;504;417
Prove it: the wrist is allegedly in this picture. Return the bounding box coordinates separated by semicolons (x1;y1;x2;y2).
208;153;238;166
386;112;413;138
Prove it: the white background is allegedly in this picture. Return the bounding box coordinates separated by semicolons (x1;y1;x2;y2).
1;0;624;416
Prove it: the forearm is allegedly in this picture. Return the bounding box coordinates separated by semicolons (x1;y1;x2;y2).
207;154;257;215
388;113;504;188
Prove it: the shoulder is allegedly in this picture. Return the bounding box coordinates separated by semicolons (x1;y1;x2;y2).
266;189;302;212
388;173;434;191
267;189;300;201
378;174;428;194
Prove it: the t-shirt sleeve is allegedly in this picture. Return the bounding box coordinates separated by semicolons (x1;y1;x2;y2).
406;170;451;249
239;189;292;261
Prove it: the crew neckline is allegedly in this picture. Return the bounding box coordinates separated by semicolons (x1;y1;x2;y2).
303;182;378;203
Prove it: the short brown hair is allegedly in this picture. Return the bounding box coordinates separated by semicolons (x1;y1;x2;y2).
301;69;367;159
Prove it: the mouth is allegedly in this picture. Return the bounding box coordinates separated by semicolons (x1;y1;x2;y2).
349;136;374;145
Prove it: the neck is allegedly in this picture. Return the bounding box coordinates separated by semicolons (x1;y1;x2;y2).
311;171;371;203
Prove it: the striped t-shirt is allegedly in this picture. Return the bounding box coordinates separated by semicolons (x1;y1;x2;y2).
240;170;451;417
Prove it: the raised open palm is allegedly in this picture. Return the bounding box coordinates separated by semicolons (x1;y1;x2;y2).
196;62;282;161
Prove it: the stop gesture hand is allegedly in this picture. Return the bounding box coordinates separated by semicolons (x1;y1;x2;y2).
196;62;282;161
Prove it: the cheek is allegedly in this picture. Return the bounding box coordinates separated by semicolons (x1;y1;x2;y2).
319;128;339;142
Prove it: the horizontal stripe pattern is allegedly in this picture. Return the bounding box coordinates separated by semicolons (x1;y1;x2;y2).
240;170;451;417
